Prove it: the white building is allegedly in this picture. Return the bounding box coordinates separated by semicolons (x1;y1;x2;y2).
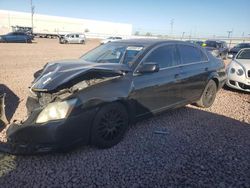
0;10;133;38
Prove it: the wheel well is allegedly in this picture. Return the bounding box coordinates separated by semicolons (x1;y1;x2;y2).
115;100;135;124
212;78;219;89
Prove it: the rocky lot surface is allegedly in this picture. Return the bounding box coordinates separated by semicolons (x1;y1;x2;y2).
0;39;249;187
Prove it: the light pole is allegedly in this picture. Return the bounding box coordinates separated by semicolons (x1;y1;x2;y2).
170;19;174;38
31;0;35;33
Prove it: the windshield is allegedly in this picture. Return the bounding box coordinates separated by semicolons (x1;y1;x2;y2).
80;43;143;65
236;49;250;60
205;41;219;48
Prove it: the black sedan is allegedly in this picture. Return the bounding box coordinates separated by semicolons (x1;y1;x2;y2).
228;43;250;57
0;39;226;154
0;32;32;43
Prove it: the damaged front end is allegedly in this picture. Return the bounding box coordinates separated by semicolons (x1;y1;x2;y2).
0;61;130;155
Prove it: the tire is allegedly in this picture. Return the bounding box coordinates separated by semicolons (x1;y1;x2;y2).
80;40;85;44
196;80;217;108
91;102;129;148
63;40;68;44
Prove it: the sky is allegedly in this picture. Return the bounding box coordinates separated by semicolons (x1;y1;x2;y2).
0;0;250;37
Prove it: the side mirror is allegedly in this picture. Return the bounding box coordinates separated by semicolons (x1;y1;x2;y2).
228;54;233;59
137;62;160;74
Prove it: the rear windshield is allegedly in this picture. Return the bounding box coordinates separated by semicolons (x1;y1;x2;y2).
205;41;219;48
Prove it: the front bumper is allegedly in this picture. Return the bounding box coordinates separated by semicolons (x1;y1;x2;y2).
226;72;250;92
0;105;96;155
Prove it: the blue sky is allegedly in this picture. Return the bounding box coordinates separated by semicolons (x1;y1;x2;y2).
0;0;250;37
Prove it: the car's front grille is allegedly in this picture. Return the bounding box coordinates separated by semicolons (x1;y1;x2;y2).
238;82;250;90
229;80;236;86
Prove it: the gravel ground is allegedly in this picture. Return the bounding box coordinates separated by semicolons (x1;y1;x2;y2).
0;38;249;187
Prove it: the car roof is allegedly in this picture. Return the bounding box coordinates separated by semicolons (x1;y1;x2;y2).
112;39;193;47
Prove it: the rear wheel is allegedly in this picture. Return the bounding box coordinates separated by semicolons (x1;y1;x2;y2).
196;80;217;108
91;103;129;148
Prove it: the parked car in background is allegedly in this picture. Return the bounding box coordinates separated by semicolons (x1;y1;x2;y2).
11;25;34;40
0;32;33;43
0;39;226;155
59;33;86;44
226;48;250;92
186;40;204;46
228;43;250;57
204;40;229;59
100;37;122;44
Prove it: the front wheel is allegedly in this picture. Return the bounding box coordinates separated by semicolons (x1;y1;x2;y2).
91;103;129;148
196;80;217;108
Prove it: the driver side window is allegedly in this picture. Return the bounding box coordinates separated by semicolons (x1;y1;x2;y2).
144;45;179;68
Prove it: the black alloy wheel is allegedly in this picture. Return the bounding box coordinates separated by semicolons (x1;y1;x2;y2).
91;103;129;148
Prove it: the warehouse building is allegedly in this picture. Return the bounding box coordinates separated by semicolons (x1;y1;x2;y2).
0;10;133;38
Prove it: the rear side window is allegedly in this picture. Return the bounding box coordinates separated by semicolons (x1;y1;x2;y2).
144;45;179;68
178;45;206;64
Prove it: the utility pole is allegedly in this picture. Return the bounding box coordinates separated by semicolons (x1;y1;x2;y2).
31;0;35;33
227;29;233;48
227;30;233;38
170;19;174;38
181;32;185;40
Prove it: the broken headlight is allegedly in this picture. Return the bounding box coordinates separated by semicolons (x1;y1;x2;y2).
36;98;77;123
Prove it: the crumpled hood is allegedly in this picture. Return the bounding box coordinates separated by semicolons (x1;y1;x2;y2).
32;59;131;92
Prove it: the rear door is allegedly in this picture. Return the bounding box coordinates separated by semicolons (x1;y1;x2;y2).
177;44;210;102
131;44;183;116
75;34;80;43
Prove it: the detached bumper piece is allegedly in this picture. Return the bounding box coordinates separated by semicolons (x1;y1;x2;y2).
0;93;8;127
0;139;57;155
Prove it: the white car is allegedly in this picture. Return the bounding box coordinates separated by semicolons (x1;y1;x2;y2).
59;33;86;44
226;48;250;92
100;37;122;44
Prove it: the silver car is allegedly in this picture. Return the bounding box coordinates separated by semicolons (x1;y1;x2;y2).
60;33;86;44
